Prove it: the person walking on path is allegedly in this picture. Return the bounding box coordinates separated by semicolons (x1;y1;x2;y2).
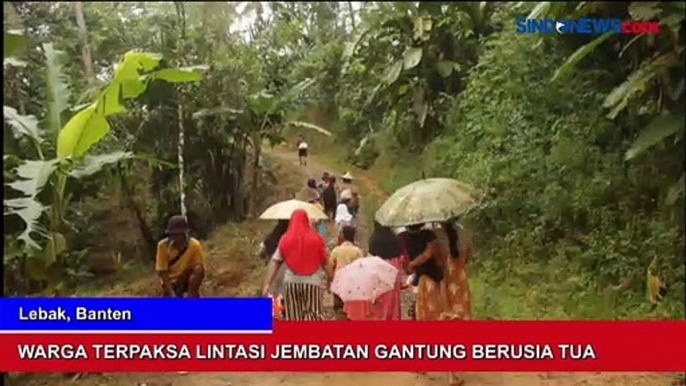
367;223;409;320
402;222;468;386
334;199;355;246
322;176;338;221
339;172;360;218
297;185;327;238
311;201;328;239
400;224;448;381
306;178;321;202
436;220;472;320
328;226;365;318
262;210;331;320
156;215;206;297
435;219;472;386
257;220;289;295
258;220;289;261
296;134;309;166
402;223;447;321
318;172;330;195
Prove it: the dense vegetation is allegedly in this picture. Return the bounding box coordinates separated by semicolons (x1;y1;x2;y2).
3;2;684;319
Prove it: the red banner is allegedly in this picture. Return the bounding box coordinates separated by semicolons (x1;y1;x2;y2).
1;321;685;372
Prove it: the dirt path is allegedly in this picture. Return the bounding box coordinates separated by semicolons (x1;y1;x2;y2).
268;147;377;245
29;371;682;386
17;146;679;386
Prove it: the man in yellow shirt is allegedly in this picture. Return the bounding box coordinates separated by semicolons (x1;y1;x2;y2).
156;215;206;297
328;226;364;316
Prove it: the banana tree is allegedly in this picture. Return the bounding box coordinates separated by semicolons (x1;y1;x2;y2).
3;36;204;284
548;1;685;202
342;2;496;150
193;77;331;214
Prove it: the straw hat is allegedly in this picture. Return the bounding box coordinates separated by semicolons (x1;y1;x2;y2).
342;172;354;180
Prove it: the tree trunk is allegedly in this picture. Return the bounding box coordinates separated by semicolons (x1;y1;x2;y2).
177;102;187;218
347;1;356;31
174;1;188;219
249;132;262;216
73;2;95;83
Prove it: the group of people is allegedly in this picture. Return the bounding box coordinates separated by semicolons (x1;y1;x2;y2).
260;211;472;322
258;203;472;385
257;171;361;296
297;171;361;242
153;186;472;385
257;172;472;323
153;183;473;323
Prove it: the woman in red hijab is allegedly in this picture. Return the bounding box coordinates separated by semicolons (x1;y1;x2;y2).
262;209;332;320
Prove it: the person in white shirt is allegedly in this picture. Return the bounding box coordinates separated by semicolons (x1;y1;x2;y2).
296;135;308;166
334;200;355;246
339;172;360;218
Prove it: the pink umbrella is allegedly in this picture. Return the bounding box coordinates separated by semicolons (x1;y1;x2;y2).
331;256;399;303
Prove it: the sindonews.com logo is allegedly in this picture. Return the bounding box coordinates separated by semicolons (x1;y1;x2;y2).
515;18;660;34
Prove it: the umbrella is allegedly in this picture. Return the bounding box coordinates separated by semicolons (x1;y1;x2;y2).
259;199;328;221
375;178;480;227
331;256;399;303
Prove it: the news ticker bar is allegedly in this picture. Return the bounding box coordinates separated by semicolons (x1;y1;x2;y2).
0;321;684;372
0;298;272;332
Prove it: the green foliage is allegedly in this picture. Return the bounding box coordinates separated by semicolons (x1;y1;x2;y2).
3;1;683;322
152;66;207;83
625;111;685;161
4;29;28;67
548;1;685;161
333;2;498;163
5;45;201;247
552;32;612;82
3;106;43;145
69;152;135;178
421;20;684;318
44;43;70;136
58;104;109;159
5;157;56;248
58;52;204;159
603;52;677;119
4;21;202;292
